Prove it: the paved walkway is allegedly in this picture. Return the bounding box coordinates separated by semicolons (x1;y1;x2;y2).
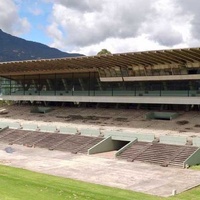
0;142;200;197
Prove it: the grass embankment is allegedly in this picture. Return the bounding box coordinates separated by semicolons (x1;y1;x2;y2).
0;165;200;200
191;165;200;171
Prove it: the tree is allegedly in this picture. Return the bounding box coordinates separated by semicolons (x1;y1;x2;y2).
97;49;111;55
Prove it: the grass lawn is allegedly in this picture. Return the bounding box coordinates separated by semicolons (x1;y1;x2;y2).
0;164;200;200
191;165;200;171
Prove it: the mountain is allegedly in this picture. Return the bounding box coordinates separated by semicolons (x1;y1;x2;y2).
0;29;83;62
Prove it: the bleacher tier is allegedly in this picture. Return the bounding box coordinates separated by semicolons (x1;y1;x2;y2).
0;129;103;154
118;141;198;167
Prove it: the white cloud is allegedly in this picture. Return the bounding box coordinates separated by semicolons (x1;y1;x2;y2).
45;0;200;55
72;34;168;55
47;0;155;53
140;0;192;46
0;0;30;35
57;0;103;12
1;0;199;56
47;22;64;49
177;0;200;43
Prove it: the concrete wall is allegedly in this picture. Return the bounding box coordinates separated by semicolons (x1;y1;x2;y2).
124;74;200;81
115;140;137;156
101;75;200;82
2;95;200;105
184;148;200;168
88;137;128;155
146;112;179;120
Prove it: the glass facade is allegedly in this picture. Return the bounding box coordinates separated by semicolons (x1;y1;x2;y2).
1;72;200;97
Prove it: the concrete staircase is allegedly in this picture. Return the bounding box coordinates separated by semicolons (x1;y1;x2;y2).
118;141;198;168
0;128;103;154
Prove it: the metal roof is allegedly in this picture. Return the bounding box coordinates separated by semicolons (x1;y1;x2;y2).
0;47;200;75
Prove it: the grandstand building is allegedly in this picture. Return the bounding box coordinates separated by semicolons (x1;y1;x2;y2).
0;47;200;106
1;47;200;172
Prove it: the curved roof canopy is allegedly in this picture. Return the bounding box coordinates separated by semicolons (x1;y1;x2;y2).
0;47;200;76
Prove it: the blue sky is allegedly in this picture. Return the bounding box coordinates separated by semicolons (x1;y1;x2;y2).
1;0;200;55
15;0;52;45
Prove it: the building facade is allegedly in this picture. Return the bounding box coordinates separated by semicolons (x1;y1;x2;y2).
1;47;200;104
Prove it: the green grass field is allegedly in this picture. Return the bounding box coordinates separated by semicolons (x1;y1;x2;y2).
0;165;200;200
191;165;200;171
